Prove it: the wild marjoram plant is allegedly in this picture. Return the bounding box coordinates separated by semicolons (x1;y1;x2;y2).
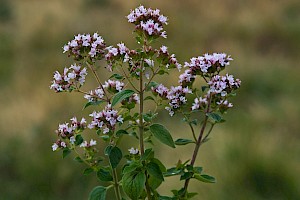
50;5;241;200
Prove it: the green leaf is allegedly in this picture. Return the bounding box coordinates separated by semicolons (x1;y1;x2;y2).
112;89;135;106
148;174;163;190
187;192;198;199
147;162;164;181
180;172;193;180
158;69;166;75
201;86;208;92
83;100;104;110
100;135;110;142
146;81;159;91
151;158;167;172
62;148;71;158
104;145;113;156
97;168;113;182
83;167;94;175
116;129;129;137
143;112;157;122
194;174;216;183
88;186;107;200
144;96;155;101
150;124;175;148
75;134;84;146
110;73;124;80
74;156;83;163
140;148;153;161
123;162;143;174
163;167;181;177
129;131;139;139
108;146;123;169
159;196;176;200
96;129;101;135
193;167;203;174
135;36;143;44
186;165;193;172
175;138;194;146
122;171;146;200
190;119;198;126
206;113;225;123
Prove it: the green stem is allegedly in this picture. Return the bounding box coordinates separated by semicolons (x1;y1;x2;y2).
86;62;110;102
139;64;145;155
201;123;215;144
120;66;139;92
182;94;212;196
182;112;197;142
112;168;122;200
143;65;161;93
139;43;152;200
73;148;91;167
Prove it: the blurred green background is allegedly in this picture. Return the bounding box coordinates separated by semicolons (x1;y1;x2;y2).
1;0;300;199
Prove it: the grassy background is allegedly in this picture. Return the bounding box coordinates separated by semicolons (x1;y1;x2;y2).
0;0;300;199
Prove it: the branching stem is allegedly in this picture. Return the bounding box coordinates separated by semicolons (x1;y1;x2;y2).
182;94;213;196
86;62;110;102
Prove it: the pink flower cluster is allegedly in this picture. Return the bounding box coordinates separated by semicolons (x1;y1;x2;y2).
50;64;87;92
217;100;233;108
52;139;67;151
208;74;241;96
63;33;106;60
103;79;124;93
153;85;192;116
88;104;123;134
183;53;233;77
179;69;196;86
84;87;105;102
105;43;138;71
105;43;130;62
55;117;87;139
127;5;168;38
127;93;140;104
191;97;208;111
52;117;87;151
157;45;182;71
80;139;97;148
152;84;169;98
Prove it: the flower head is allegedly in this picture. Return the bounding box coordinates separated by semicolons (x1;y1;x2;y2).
55;117;86;139
164;86;192;116
184;53;233;75
127;5;168;39
103;79;124;93
63;33;106;61
128;147;139;155
80;139;97;148
88;104;123;134
208;74;241;96
84;87;105;102
50;64;87;92
52;139;67;151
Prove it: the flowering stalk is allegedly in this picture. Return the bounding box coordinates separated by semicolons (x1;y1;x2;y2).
50;5;241;200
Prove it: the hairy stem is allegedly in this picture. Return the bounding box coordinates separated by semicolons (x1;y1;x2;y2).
86;62;110;102
139;65;145;155
201;123;215;144
182;95;212;196
139;43;152;200
112;168;122;200
73;148;92;167
120;66;139;91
